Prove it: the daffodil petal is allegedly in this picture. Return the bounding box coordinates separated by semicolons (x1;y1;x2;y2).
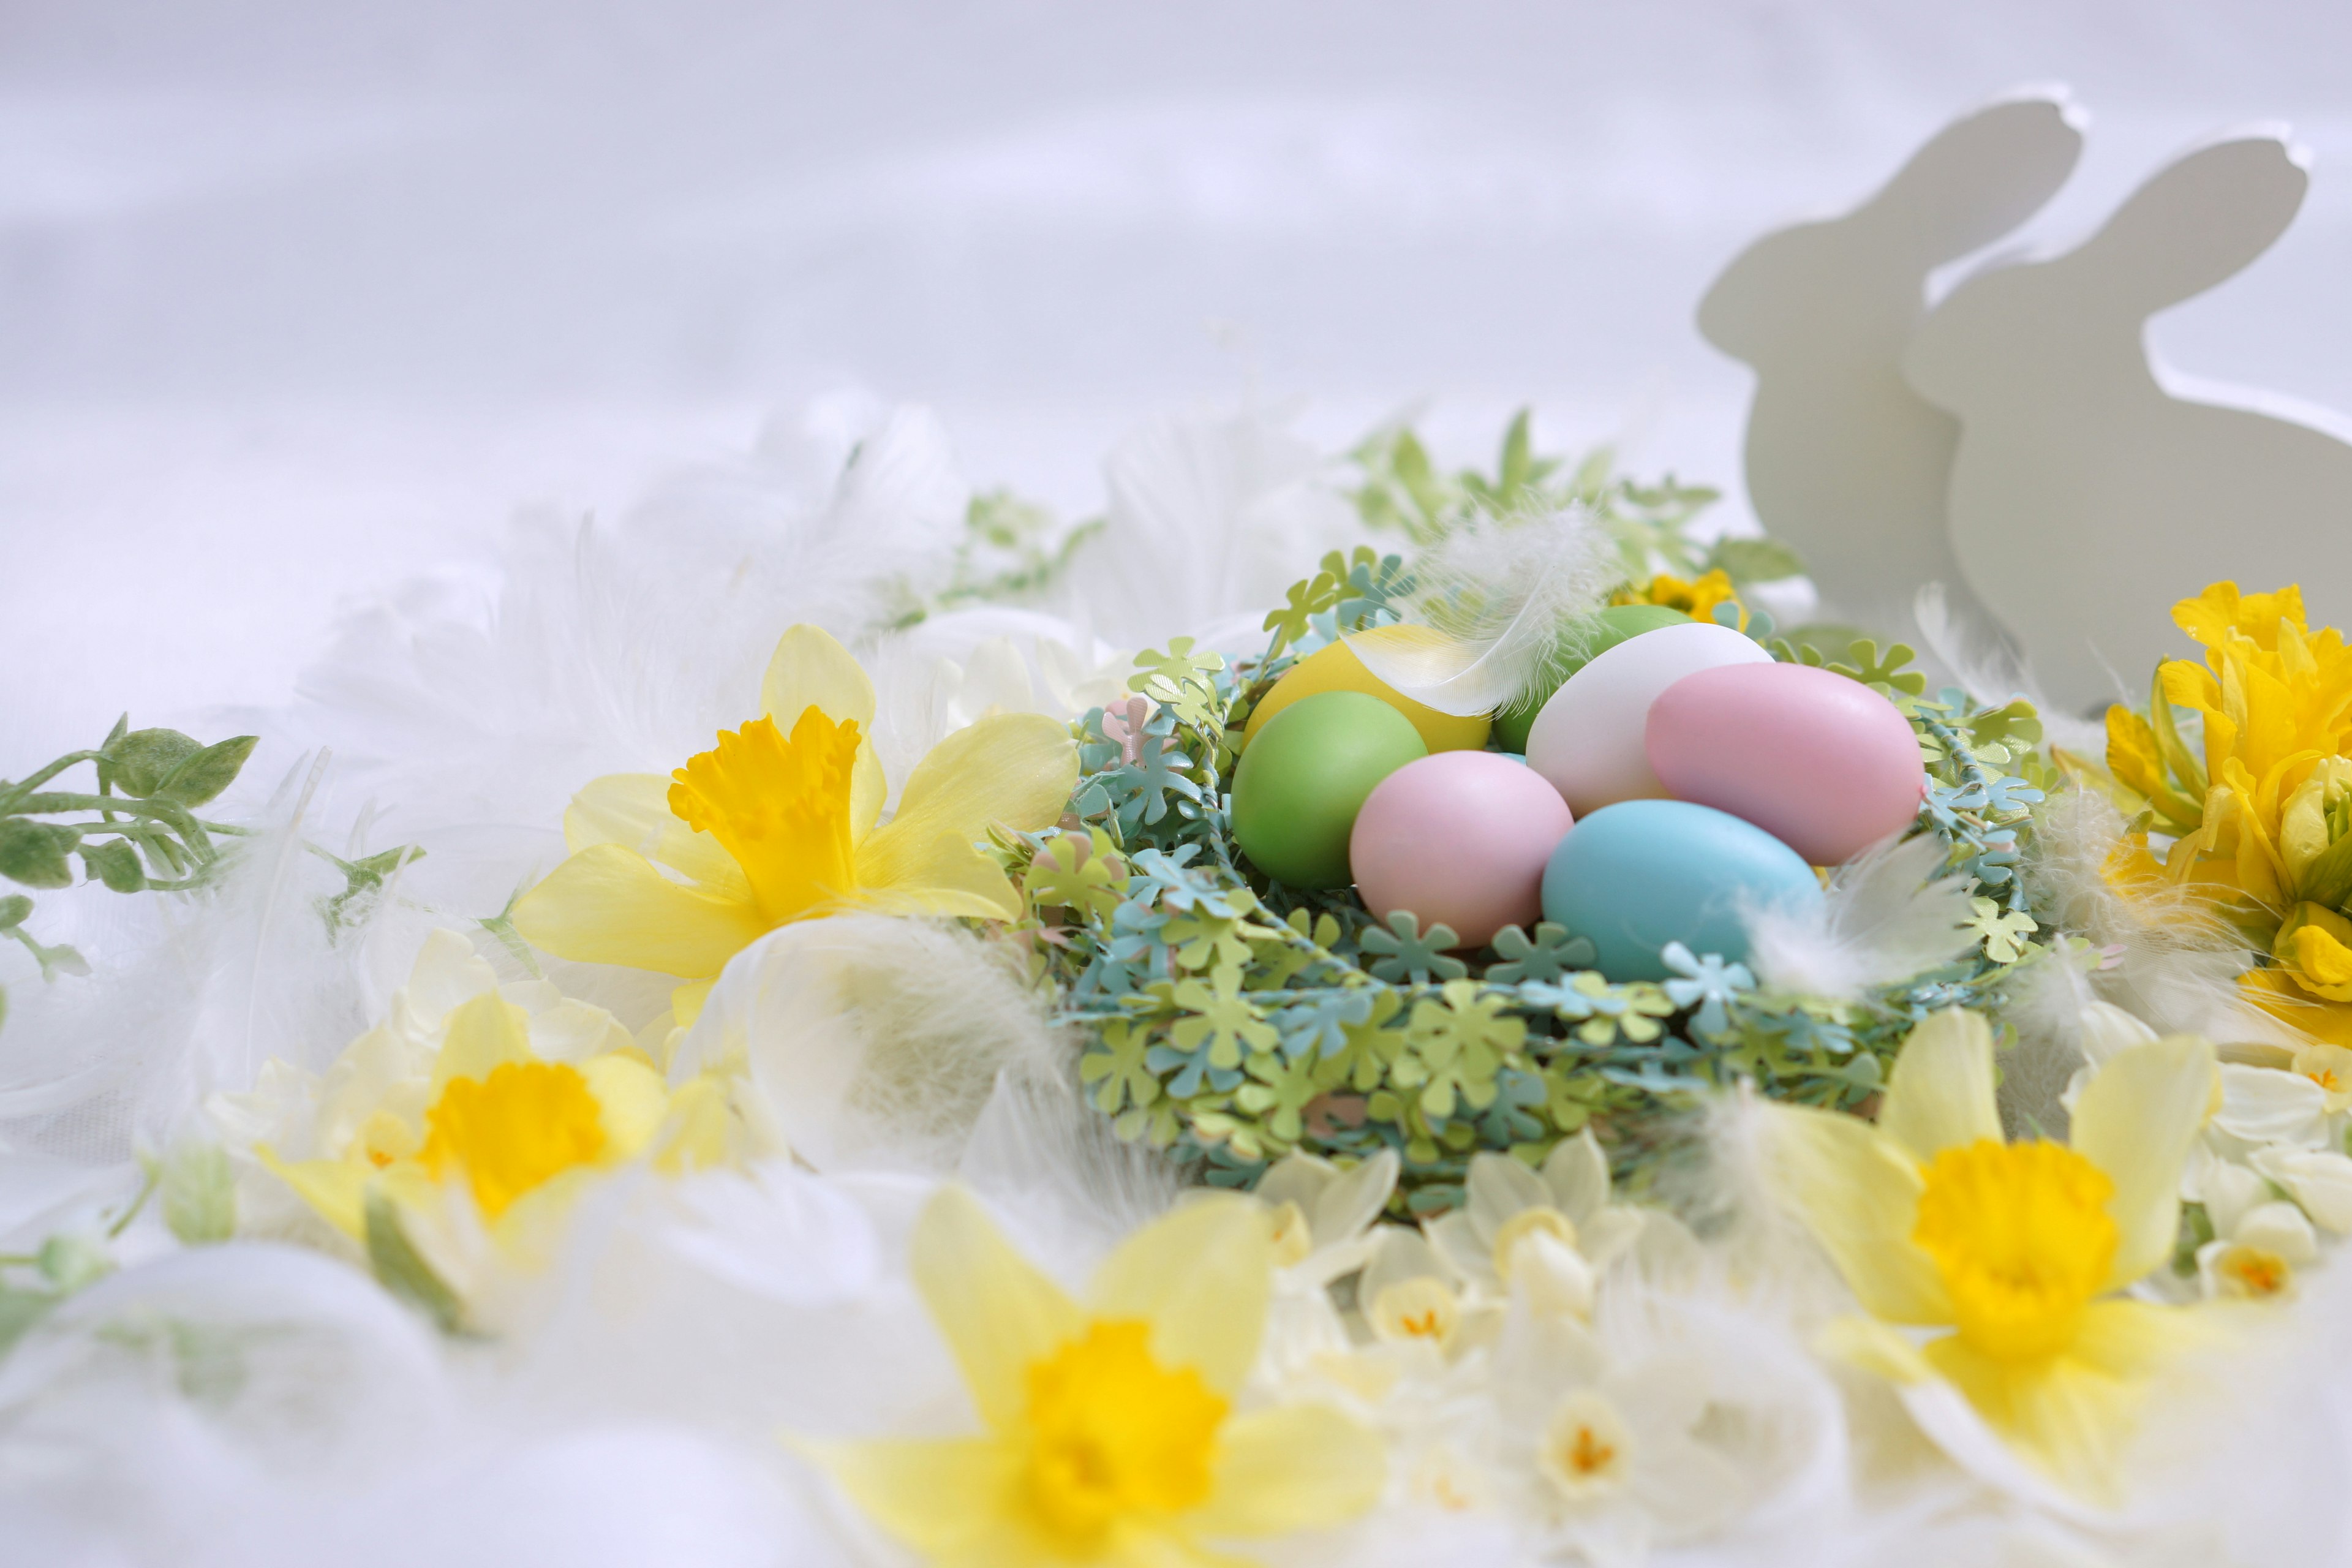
563;772;750;898
856;712;1077;899
512;843;769;978
2068;1034;2220;1289
1188;1403;1385;1537
1762;1104;1951;1323
1088;1196;1272;1398
851;833;1024;922
761;624;877;731
1878;1009;2003;1162
428;990;536;1095
807;1436;1019;1559
911;1185;1085;1430
255;1148;368;1240
580;1053;670;1159
1921;1300;2202;1506
648;1074;733;1171
760;625;886;839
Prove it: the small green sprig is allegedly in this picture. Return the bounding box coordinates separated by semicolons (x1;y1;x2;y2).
1348;410;1729;589
0;716;257;1028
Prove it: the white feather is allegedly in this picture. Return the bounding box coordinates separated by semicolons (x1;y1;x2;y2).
1343;507;1620;719
1743;834;1978;1003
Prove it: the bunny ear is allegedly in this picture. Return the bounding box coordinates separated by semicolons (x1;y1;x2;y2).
1866;91;2086;263
2080;132;2309;313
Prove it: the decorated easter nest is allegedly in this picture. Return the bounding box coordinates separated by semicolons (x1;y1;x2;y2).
1006;428;2059;1213
34;87;2352;1567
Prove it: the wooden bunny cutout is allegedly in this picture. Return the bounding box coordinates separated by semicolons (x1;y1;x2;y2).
1907;131;2352;708
1699;92;2084;641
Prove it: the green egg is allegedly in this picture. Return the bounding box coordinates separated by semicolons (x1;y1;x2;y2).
1231;691;1428;889
1491;603;1695;753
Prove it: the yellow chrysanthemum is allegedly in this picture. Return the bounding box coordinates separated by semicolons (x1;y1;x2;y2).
812;1187;1384;1567
1611;569;1744;630
510;625;1078;1016
1763;1009;2218;1501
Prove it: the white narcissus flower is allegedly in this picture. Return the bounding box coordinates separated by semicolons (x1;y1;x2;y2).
1489;1291;1844;1568
1356;1226;1499;1363
1427;1131;1646;1311
2197;1199;2317;1301
1256;1148;1400;1290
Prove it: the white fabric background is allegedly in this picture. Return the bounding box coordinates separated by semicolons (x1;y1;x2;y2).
7;0;2351;762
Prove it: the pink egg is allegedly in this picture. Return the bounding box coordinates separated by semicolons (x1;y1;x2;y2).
1645;662;1925;865
1350;752;1576;947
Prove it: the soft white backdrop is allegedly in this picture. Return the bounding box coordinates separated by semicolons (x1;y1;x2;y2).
7;0;2352;762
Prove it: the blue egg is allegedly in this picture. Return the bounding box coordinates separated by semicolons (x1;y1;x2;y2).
1540;800;1823;982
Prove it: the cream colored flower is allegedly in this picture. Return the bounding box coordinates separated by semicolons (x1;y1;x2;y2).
1427;1132;1645;1310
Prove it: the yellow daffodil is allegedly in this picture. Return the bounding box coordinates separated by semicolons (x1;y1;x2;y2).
1611;569;1744;630
813;1186;1384;1568
236;930;732;1301
1762;1008;2218;1502
511;624;1077;1018
2106;582;2352;915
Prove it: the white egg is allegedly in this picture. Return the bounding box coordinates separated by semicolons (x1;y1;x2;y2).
1524;621;1773;815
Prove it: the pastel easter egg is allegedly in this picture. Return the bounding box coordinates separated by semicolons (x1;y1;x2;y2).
1350;752;1576;946
1646;662;1926;865
1244;625;1491;755
1540;799;1822;981
1232;692;1428;889
1492;603;1692;754
1523;621;1773;816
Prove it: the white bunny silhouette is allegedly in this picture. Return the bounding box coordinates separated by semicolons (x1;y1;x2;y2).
1905;131;2352;709
1698;92;2084;643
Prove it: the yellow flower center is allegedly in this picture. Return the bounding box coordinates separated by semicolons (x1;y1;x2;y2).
1538;1391;1633;1502
1912;1138;2117;1363
2212;1243;2292;1300
1265;1200;1314;1269
667;706;862;924
1613;570;1744;629
420;1061;608;1221
1491;1205;1578;1283
1022;1320;1227;1548
1368;1277;1461;1345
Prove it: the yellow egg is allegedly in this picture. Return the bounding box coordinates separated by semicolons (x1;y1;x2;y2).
1242;626;1492;753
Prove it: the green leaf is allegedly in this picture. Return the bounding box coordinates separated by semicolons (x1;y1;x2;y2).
156;735;258;807
0;820;79;890
0;1286;55;1358
37;1234;111;1292
162;1141;237;1245
364;1190;463;1333
104;728;203;796
1703;536;1806;584
78;839;146;893
0;895;29;931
